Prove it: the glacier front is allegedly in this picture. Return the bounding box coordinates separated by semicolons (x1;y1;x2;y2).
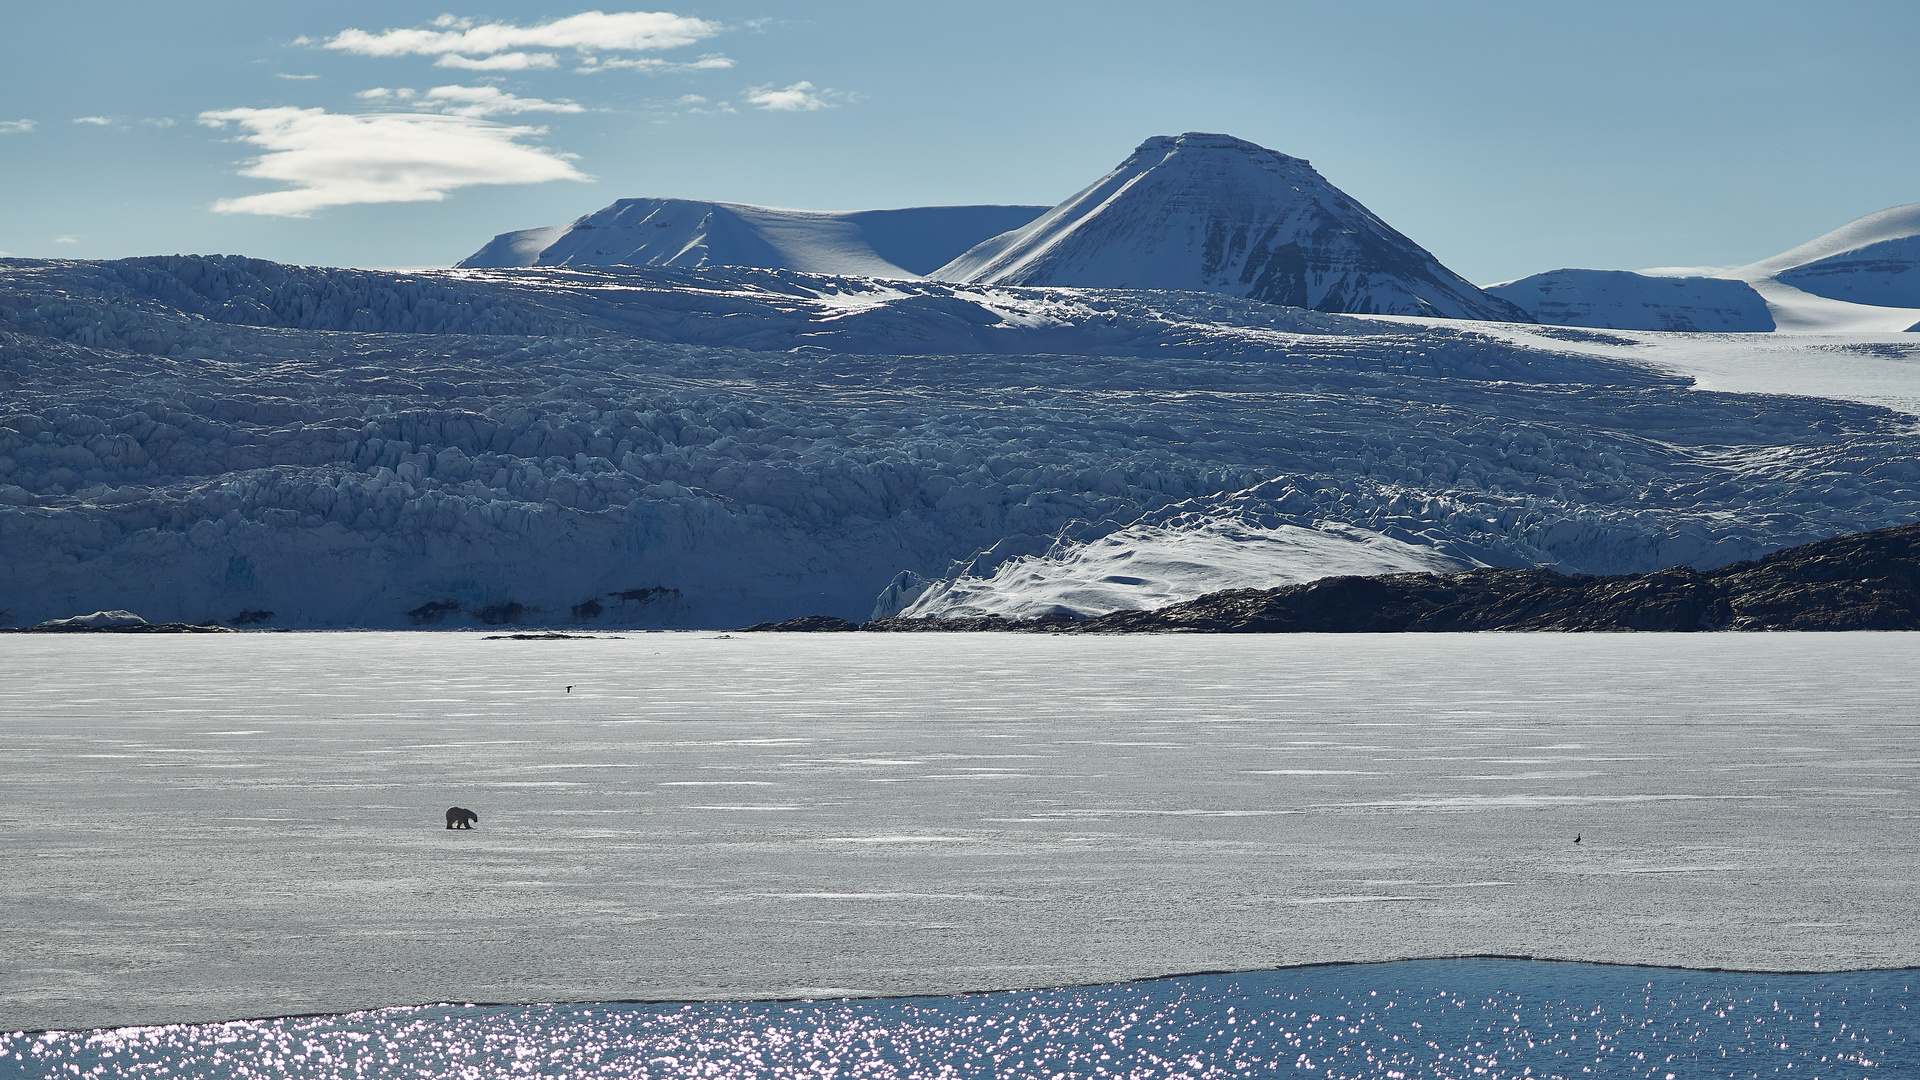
5;254;1920;628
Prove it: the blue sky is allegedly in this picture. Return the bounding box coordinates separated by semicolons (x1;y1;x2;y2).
2;1;1915;283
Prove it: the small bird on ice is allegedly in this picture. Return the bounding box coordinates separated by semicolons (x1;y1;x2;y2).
566;685;573;693
1573;834;1582;844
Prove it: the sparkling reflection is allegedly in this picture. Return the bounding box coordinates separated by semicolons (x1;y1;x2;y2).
4;959;1914;1079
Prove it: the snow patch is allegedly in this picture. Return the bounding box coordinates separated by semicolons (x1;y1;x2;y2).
35;609;148;629
896;517;1471;620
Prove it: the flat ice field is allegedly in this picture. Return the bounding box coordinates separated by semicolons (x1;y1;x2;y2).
3;632;1917;1033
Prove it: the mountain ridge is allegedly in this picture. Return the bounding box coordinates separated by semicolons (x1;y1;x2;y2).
457;199;1049;278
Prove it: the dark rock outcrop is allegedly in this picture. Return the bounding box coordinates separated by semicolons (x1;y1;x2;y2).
740;615;864;632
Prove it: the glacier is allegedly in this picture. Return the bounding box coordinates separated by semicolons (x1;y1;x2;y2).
7;251;1920;628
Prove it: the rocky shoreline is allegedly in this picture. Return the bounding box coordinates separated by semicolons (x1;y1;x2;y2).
747;520;1920;633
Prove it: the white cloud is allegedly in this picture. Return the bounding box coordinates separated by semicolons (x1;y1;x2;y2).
325;10;720;71
435;52;560;71
276;73;321;81
73;116;113;126
54;236;79;244
421;85;585;118
745;81;840;112
357;87;419;101
198;106;586;217
0;119;34;135
143;117;177;128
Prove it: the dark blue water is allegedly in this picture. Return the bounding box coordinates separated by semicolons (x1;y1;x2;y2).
3;960;1913;1079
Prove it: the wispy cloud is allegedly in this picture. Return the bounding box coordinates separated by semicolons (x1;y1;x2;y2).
72;116;113;126
276;73;322;81
578;52;733;74
357;85;585;118
745;81;842;112
198;106;586;217
0;119;34;135
325;10;721;71
671;93;734;115
54;236;79;244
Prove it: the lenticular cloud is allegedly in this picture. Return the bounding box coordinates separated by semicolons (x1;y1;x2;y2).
198;107;585;216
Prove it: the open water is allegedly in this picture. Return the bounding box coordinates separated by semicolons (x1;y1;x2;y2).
5;960;1913;1078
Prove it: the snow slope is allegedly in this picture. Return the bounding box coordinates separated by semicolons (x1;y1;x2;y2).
458;199;1049;278
933;133;1530;322
1736;202;1920;303
1485;269;1773;332
7;256;1920;628
1722;203;1920;332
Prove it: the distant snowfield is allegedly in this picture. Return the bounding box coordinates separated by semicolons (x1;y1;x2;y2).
1478;320;1920;417
4;633;1916;1032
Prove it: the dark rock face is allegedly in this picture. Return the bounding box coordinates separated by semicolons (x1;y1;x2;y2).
406;600;461;625
477;602;527;626
871;521;1920;634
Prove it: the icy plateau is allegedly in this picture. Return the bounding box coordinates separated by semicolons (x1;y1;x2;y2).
5;132;1920;629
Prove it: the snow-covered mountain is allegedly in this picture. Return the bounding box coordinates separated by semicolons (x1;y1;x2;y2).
1486;270;1774;332
6;254;1920;629
458;199;1049;279
931;132;1530;322
1738;202;1920;307
1728;203;1920;332
1493;203;1920;334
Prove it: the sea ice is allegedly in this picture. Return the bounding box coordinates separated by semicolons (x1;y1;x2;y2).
3;632;1915;1031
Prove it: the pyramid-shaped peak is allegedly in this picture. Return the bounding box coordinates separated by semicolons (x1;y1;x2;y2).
934;133;1527;322
1129;131;1309;168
